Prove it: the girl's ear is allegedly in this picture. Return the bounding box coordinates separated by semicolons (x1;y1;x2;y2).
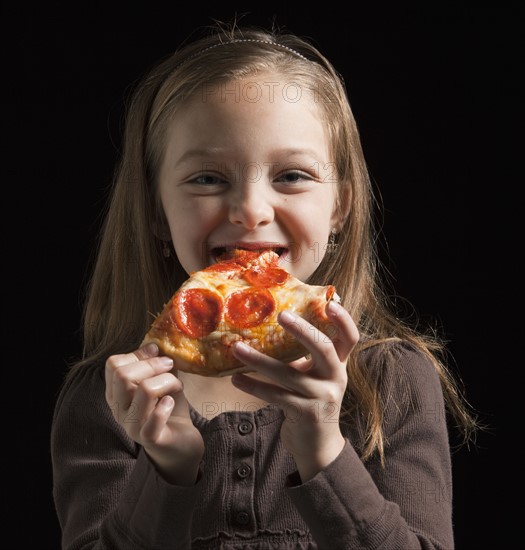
152;219;172;241
331;180;352;232
151;198;172;240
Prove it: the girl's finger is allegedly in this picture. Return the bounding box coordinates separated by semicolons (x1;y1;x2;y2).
276;310;343;376
105;350;173;406
128;372;183;426
108;343;161;371
231;370;301;405
104;343;160;401
231;341;313;395
324;301;360;362
140;395;175;443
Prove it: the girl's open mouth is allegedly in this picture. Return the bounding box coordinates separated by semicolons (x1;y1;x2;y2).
210;245;287;263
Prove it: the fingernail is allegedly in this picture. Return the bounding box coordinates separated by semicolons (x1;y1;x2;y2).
158;356;174;368
233;341;251;354
327;300;342;316
160;395;174;410
144;343;159;355
279;310;296;323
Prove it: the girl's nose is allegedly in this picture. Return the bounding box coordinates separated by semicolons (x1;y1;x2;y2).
228;181;274;229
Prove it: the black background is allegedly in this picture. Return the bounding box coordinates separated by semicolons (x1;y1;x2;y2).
7;5;521;549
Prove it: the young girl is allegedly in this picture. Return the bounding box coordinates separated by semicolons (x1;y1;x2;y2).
51;22;478;549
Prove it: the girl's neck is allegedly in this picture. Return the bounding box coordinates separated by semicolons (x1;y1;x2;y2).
178;371;269;419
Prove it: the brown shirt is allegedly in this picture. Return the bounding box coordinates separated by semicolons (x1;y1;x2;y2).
51;342;455;549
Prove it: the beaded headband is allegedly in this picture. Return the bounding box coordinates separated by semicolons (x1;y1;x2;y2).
177;38;310;68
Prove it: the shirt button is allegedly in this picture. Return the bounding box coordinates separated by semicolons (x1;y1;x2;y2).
235;511;250;525
237;464;251;478
238;421;253;434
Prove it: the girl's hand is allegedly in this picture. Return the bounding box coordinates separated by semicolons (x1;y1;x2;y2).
231;300;359;482
105;343;204;485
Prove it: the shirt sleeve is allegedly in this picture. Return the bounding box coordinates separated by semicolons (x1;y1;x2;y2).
51;362;200;549
285;343;455;549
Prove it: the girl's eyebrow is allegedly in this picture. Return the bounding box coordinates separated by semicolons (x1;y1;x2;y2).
174;147;325;168
174;148;227;166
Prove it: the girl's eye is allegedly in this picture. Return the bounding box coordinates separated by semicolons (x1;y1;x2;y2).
275;171;312;185
189;174;227;186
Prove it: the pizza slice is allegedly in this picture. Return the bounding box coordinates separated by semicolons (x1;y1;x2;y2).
141;249;339;376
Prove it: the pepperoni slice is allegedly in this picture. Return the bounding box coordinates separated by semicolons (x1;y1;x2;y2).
224;288;275;328
243;266;289;287
173;288;223;338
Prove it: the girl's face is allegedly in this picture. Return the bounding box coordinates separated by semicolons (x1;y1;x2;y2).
158;73;342;282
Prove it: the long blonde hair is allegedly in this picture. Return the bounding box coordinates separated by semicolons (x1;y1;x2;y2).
72;21;478;461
